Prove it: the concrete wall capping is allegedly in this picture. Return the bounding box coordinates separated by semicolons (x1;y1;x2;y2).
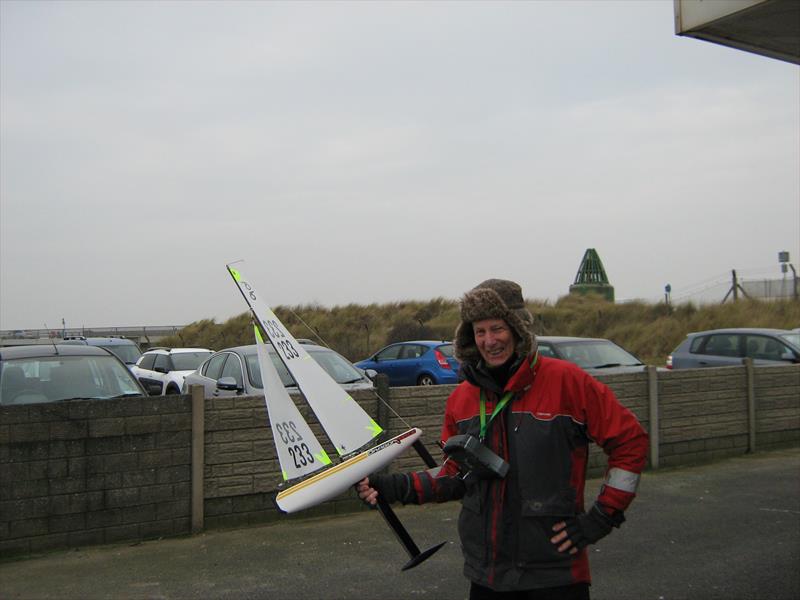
1;363;798;558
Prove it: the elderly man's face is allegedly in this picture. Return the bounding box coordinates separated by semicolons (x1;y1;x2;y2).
473;318;515;367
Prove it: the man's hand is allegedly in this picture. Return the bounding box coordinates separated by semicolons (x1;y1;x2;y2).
356;477;380;506
355;473;411;506
550;504;624;554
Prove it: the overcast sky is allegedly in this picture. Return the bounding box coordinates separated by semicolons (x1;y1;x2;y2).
1;0;798;330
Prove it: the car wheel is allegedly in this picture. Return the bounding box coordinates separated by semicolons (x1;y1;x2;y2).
417;374;435;386
165;384;181;395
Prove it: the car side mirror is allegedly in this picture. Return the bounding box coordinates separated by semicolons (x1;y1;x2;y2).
365;369;378;380
217;376;242;391
780;351;798;362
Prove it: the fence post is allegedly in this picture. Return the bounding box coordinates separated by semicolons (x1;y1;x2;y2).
744;358;756;453
191;384;205;533
647;365;660;469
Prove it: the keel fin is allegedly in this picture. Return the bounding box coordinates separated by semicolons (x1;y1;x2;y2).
376;496;446;571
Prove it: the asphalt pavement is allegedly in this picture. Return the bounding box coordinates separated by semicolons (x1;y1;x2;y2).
1;447;798;600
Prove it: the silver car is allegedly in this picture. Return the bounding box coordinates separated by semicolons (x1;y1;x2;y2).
667;328;800;369
183;342;374;398
536;336;649;374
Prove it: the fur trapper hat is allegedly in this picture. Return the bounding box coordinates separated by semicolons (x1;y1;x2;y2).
453;278;536;365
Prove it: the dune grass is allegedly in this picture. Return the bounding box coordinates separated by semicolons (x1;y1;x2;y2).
159;295;800;367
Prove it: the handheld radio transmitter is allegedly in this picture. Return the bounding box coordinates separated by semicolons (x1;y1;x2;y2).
442;434;509;481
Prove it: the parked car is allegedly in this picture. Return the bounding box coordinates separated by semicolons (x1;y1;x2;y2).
536;336;649;374
132;347;213;396
183;342;374;398
667;328;800;369
0;344;146;405
355;340;460;386
61;336;142;368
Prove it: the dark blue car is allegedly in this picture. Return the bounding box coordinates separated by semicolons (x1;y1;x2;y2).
355;340;459;386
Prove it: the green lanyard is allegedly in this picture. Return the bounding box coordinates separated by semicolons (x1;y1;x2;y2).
478;353;539;441
479;389;514;441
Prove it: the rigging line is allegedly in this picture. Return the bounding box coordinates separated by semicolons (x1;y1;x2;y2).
372;388;414;430
286;306;335;350
284;307;414;430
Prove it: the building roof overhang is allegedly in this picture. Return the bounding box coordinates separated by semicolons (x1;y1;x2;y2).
674;0;800;65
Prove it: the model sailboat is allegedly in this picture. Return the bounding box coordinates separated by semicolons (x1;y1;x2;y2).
226;262;445;569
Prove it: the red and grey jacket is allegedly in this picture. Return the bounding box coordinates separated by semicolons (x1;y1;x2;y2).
408;354;649;591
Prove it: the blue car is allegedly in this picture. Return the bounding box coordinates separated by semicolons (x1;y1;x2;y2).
356;340;459;386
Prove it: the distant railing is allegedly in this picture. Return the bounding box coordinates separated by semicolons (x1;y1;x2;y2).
0;325;185;347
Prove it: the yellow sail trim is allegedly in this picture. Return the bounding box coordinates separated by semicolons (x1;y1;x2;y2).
367;419;383;438
276;452;367;500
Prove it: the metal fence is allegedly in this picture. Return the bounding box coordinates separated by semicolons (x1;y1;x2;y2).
741;277;800;300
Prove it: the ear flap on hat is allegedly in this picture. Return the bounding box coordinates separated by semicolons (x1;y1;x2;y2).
454;321;480;364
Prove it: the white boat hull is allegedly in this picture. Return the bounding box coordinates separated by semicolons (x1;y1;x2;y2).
276;428;422;514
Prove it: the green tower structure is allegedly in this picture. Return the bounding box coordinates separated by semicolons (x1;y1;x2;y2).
569;248;615;301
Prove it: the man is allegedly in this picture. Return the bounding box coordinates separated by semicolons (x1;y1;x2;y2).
357;279;649;599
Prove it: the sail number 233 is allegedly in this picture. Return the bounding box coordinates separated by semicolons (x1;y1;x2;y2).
276;421;315;468
238;279;301;362
261;318;300;361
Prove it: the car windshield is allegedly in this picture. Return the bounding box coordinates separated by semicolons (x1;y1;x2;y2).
99;344;142;365
779;332;800;351
555;341;643;369
244;349;365;388
0;355;144;405
171;351;213;371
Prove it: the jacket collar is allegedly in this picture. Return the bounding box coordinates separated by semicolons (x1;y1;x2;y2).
462;353;537;396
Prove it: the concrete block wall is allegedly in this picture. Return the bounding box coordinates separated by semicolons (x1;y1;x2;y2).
0;396;193;557
658;367;751;466
1;364;798;558
654;365;800;466
754;365;800;446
